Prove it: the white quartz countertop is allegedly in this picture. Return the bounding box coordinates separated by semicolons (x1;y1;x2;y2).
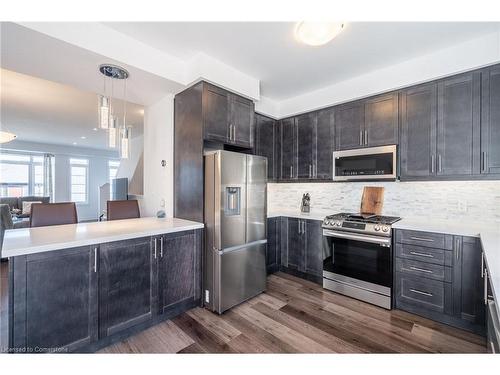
267;208;329;221
2;217;204;258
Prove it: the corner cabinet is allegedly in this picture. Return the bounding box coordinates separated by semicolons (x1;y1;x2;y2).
255;114;279;181
394;229;485;335
9;229;203;353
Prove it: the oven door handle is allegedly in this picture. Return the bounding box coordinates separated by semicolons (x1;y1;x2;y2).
323;230;391;246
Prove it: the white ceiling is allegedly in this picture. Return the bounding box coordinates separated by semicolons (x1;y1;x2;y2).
1;22;183;107
1;69;144;150
105;22;500;100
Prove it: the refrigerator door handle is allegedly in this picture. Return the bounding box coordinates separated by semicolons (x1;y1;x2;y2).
218;239;268;255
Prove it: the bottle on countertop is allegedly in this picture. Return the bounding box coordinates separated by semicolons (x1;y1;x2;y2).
300;193;311;213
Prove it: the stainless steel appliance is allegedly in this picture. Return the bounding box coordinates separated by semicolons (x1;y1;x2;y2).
204;150;267;314
322;212;401;309
333;145;397;181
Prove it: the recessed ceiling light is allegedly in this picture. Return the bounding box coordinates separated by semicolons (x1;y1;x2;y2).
295;22;345;46
72;142;77;145
93;128;98;131
80;136;87;139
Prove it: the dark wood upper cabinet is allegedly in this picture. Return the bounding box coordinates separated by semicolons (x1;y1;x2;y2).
436;72;481;176
364;93;399;147
335;101;364;150
400;83;437;178
315;108;335;179
481;65;500;174
280;118;297;179
296;113;316;179
230;93;254;148
201;82;254;148
203;84;230;143
255;113;277;180
98;237;157;338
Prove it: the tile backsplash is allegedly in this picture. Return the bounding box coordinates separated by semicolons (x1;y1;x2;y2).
268;181;500;222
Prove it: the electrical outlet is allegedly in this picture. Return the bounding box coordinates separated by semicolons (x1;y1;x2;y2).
457;200;467;213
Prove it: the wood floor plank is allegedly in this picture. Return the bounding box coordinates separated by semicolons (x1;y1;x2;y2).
222;309;300;353
246;292;287;310
233;302;332;353
251;301;364;353
177;342;207;354
186;307;240;343
171;313;237;353
410;324;486;353
227;333;271;353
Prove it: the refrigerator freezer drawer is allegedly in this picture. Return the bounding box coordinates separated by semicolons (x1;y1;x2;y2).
214;240;267;314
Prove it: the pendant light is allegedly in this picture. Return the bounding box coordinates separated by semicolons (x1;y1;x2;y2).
98;64;130;157
108;116;117;148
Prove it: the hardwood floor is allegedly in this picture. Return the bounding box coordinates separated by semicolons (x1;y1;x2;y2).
0;261;486;353
100;272;486;354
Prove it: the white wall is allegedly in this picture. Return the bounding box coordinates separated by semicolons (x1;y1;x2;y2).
116;134;144;195
142;94;174;217
4;140;119;221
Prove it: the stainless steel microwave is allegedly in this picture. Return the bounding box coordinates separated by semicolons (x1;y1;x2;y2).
332;145;397;181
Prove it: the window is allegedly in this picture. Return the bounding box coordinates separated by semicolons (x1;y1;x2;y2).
70;158;89;203
0;152;44;197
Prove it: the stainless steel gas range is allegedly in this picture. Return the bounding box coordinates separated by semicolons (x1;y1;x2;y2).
322;213;401;309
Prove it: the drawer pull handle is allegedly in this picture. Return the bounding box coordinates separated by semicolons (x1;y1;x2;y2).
410;288;433;297
410;236;434;242
408;266;433;274
409;251;434;258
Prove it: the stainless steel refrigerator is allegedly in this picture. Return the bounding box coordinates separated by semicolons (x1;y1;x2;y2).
203;150;267;314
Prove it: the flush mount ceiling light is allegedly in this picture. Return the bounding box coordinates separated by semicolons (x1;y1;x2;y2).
0;130;17;143
295;22;345;46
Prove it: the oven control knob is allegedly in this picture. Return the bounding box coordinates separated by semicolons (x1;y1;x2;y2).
374;225;380;231
382;226;389;232
336;221;342;226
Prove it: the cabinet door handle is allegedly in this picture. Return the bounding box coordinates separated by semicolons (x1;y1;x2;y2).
364;130;368;145
409;251;434;258
94;247;97;273
309;164;312;178
438;154;442;173
409;236;434;242
481;251;484;278
298;220;302;235
154;238;157;259
290;165;293;179
455;238;460;261
232;124;236;141
484;268;488;305
481;151;486;172
410;288;433;297
160;237;164;258
408;266;433;274
359;131;363;146
431;155;435;174
313;164;316;178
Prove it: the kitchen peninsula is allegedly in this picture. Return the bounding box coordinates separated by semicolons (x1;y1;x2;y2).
3;217;204;353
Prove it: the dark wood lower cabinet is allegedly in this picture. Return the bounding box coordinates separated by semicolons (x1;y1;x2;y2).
9;246;98;352
395;229;485;335
266;217;281;274
9;229;203;353
99;237;158;338
159;230;201;314
278;216;323;284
